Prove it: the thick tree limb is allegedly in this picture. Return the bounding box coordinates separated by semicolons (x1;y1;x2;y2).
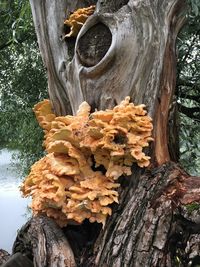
0;250;10;265
1;253;33;267
13;215;76;267
153;0;187;165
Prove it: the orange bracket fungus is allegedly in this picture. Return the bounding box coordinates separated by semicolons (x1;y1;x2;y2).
64;5;95;38
21;97;153;227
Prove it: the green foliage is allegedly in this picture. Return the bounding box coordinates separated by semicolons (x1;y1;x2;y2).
185;203;200;213
0;0;34;46
174;256;182;267
0;0;47;176
178;114;200;175
187;0;200;16
176;3;200;176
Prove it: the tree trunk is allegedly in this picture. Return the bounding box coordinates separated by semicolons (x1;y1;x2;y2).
10;0;200;266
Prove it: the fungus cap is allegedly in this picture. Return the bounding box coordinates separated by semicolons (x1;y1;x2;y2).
21;97;153;226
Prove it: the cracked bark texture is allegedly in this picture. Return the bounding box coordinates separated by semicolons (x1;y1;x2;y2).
12;216;76;267
9;0;200;266
94;163;200;267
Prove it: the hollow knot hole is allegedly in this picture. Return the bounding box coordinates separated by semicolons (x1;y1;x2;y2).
77;22;112;67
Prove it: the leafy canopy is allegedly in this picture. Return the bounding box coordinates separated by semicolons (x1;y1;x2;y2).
0;0;47;175
177;0;200;175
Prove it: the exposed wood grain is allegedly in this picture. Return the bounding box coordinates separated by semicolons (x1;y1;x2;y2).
30;0;186;165
153;1;187;164
13;215;76;267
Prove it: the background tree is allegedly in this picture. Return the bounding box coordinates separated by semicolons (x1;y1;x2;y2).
0;0;47;174
176;3;200;175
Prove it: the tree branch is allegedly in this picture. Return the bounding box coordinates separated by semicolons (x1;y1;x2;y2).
177;78;200;89
178;93;200;104
0;40;13;51
0;34;36;51
178;29;200;67
178;103;200;120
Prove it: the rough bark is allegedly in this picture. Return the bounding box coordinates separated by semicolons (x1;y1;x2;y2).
7;0;200;267
94;163;200;267
1;253;33;267
9;164;200;267
12;215;76;267
0;250;10;265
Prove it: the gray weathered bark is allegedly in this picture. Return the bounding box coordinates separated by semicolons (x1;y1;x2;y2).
9;0;200;266
12;216;76;267
30;0;186;164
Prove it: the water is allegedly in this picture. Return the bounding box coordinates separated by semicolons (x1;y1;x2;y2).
0;149;30;253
